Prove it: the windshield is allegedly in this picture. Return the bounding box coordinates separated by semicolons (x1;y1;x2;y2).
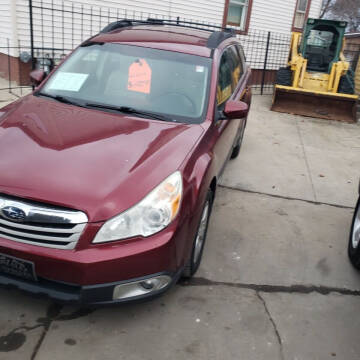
40;43;212;123
307;30;334;48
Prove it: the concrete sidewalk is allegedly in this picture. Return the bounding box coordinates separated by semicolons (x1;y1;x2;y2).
0;77;31;108
221;96;360;208
0;94;360;360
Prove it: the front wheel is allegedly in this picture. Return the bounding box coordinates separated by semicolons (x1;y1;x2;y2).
182;190;213;278
348;197;360;270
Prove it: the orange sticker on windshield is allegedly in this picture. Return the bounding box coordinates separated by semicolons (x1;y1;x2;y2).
127;59;152;94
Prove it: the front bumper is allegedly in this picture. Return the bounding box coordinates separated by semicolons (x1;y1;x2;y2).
0;269;183;306
0;219;182;282
0;218;188;304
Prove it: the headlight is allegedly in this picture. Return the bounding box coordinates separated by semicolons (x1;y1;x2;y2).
93;171;182;243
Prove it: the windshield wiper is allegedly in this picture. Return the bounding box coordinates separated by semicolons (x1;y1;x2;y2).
85;103;175;122
37;92;85;108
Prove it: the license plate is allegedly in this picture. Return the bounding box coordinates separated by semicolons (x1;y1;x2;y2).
0;253;37;281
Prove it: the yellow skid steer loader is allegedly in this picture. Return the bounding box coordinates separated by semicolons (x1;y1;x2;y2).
272;18;358;123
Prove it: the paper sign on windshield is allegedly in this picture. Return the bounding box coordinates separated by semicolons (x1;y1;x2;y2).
127;59;152;94
48;72;89;92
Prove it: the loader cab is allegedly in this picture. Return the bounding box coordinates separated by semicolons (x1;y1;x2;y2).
300;19;347;73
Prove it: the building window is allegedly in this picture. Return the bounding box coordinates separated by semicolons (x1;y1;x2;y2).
293;0;310;30
223;0;252;33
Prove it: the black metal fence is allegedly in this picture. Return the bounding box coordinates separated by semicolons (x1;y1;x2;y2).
239;30;291;94
0;0;359;98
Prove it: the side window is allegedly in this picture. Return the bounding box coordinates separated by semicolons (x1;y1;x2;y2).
228;46;243;88
217;47;244;107
217;50;233;106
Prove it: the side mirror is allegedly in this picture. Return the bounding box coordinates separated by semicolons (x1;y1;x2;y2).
30;69;46;86
223;100;249;119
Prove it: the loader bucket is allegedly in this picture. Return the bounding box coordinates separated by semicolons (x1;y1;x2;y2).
271;86;358;123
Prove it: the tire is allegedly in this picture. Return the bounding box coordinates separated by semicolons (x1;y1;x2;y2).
275;67;292;86
348;197;360;270
231;120;246;159
338;71;355;95
182;190;213;278
231;143;241;160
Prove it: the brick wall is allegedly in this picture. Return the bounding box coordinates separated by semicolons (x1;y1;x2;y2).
0;53;32;86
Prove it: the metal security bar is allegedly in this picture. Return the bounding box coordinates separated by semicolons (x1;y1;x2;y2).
237;29;292;94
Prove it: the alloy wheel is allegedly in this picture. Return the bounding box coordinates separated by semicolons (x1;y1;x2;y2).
352;206;360;249
193;201;210;264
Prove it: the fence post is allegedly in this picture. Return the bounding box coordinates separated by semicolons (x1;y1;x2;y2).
29;0;35;71
261;31;271;95
7;38;11;93
18;39;23;96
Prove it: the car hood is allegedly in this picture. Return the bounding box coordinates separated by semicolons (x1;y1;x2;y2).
0;95;204;221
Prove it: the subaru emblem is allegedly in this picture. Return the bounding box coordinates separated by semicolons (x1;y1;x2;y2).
1;206;26;222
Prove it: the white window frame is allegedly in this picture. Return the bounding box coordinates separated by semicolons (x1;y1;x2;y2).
293;0;309;29
226;0;249;31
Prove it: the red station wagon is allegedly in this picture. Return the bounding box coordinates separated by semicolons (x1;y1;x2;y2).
0;19;251;305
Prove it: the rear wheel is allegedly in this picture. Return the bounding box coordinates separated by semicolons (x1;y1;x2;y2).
275;67;292;86
339;71;355;94
348;197;360;270
231;120;246;159
182;190;213;278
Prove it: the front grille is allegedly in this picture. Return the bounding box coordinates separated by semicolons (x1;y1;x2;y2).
0;196;88;250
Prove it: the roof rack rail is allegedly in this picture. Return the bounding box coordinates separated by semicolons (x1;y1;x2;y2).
99;18;236;49
100;17;236;36
207;31;234;49
146;18;236;34
100;19;134;33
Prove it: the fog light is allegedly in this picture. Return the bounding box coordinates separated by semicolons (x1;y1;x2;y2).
140;280;155;290
113;275;171;300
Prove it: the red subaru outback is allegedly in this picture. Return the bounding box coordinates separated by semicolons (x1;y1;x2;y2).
0;19;251;305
